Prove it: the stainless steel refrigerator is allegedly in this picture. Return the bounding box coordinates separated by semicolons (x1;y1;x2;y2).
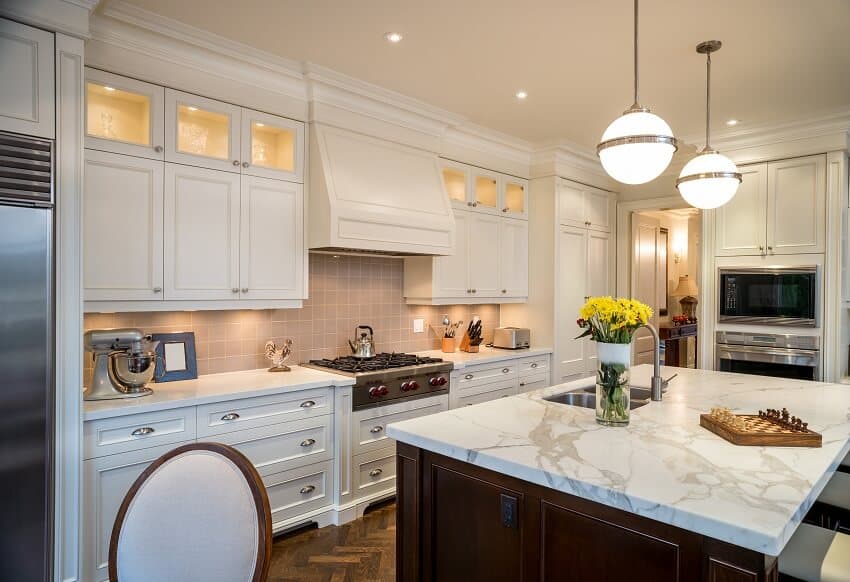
0;131;54;581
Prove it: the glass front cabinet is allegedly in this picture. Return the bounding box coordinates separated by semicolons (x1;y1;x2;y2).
165;89;241;173
240;109;305;182
439;159;528;219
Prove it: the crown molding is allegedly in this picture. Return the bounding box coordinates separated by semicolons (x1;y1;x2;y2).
530;140;617;190
442;122;533;167
0;0;99;38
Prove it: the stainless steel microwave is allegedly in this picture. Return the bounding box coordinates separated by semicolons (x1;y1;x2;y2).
718;267;817;327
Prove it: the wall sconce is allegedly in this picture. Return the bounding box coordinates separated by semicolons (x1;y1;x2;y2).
672;233;687;264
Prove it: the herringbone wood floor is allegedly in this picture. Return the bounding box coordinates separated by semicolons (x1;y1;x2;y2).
268;501;396;582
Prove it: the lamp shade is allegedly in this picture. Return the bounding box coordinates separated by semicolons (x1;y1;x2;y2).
672;275;698;297
598;111;676;185
676;151;741;209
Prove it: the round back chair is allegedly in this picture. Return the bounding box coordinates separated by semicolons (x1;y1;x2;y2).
109;442;272;582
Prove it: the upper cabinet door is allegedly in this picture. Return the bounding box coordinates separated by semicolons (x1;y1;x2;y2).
240;109;304;183
470;169;501;214
165;89;241;173
715;164;768;256
0;19;54;139
585;189;611;232
164;164;240;300
434;211;471;297
84;150;164;301
468;214;501;296
85;68;165;160
499;218;528;297
558;181;586;228
501;177;529;219
239;176;304;300
440;159;471;210
767;154;826;255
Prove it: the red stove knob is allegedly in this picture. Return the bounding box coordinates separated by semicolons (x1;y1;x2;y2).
429;377;440;386
408;381;419;390
439;377;447;385
379;385;389;396
369;385;388;398
401;381;411;392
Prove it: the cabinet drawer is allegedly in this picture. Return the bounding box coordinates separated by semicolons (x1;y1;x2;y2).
353;446;397;500
518;372;550;393
455;362;517;391
84;408;196;460
454;375;516;399
196;387;332;437
207;416;332;476
518;355;549;375
454;384;516;408
265;460;332;529
354;395;448;456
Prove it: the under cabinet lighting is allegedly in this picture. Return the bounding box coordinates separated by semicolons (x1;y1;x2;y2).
515;91;528;100
383;32;403;43
725;119;739;126
255;123;265;127
187;106;198;111
104;86;115;92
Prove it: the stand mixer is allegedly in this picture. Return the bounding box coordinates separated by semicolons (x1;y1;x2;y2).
84;328;159;401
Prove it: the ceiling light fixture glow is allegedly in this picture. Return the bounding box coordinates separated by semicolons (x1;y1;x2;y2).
383;32;403;43
515;91;528;100
597;0;677;185
677;41;742;210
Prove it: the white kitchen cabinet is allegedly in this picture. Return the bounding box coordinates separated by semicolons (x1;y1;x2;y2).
558;179;612;232
165;88;242;173
499;218;529;297
558;225;589;378
469;213;501;296
85;68;165;160
0;18;54;139
240;108;304;183
434;210;471;297
440;159;471;210
715;155;826;257
240;175;304;300
164;164;240;300
585;230;611;371
471;167;501;214
501;176;529;219
84;150;164;301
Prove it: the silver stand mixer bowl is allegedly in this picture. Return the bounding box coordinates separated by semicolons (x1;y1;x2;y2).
84;329;158;401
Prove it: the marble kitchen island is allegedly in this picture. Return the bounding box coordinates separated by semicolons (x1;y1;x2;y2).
387;365;850;581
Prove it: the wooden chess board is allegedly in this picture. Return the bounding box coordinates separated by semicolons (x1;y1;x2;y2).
699;411;822;448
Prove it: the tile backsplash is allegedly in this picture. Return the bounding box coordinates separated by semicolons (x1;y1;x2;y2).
83;253;500;384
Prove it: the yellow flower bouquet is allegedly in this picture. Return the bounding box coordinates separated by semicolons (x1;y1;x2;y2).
576;297;653;426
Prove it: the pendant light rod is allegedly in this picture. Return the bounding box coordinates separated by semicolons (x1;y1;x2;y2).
696;40;722;150
633;0;639;108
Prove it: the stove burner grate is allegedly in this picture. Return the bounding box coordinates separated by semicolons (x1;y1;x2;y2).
308;352;443;373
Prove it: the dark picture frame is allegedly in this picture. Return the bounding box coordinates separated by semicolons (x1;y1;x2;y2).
151;332;198;382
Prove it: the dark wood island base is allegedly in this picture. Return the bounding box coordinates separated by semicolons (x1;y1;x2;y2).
396;442;778;582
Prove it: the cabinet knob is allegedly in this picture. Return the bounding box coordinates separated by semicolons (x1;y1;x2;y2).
153;145;163;153
153;287;162;293
299;485;316;495
242;161;250;168
300;438;316;447
472;202;478;207
519;382;526;387
370;425;384;434
502;367;510;374
501;289;507;293
232;288;239;293
369;468;383;477
232;160;240;167
531;363;538;368
767;246;774;253
300;400;316;408
502;207;508;213
467;202;473;207
131;427;155;437
220;412;240;421
241;287;249;293
471;289;477;293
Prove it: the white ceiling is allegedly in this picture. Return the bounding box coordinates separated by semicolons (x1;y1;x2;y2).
105;0;850;149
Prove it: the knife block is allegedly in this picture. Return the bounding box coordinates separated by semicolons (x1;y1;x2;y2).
459;333;479;353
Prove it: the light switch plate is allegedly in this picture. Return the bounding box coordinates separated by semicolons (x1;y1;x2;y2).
413;318;425;333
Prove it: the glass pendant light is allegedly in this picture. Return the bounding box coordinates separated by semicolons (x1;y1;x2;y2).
677;40;742;209
597;0;677;185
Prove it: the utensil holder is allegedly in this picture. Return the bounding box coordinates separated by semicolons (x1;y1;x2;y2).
441;337;456;353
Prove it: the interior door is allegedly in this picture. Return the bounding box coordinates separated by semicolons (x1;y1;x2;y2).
239;176;304;300
715;164;767;256
767;154;826;255
558;226;588;379
435;210;471;297
164;164;240;300
498;218;528;297
585;230;611;371
631;213;660;365
469;213;501;297
84;150;164;301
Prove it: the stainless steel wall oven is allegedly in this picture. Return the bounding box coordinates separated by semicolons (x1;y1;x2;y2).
715;332;820;381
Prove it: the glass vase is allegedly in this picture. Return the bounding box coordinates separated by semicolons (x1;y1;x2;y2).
595;341;631;426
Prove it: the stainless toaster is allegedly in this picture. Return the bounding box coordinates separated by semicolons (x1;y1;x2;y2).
492;327;531;349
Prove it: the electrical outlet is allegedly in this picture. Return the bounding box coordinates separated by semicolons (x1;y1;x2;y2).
413;318;425;333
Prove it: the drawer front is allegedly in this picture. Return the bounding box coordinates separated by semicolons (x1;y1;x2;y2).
208;416;332;476
353;447;397;500
84;408;197;459
455;362;517;391
453;384;517;408
354;394;448;456
518;371;550;393
197;387;333;437
518;355;550;375
265;460;333;528
453;375;517;399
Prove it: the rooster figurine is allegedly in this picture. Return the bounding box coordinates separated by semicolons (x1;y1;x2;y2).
264;338;293;372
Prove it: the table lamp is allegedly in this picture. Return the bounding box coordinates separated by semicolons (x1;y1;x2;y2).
672;275;699;320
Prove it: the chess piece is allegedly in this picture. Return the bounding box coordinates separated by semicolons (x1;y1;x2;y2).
264;338;293;372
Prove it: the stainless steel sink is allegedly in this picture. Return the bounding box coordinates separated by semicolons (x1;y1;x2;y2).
544;387;651;410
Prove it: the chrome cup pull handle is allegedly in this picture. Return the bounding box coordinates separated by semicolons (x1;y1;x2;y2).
530;363;538;368
299;485;315;495
370;425;384;434
369;468;383;477
464;373;474;380
221;412;240;421
300;400;316;408
131;427;155;437
300;438;316;447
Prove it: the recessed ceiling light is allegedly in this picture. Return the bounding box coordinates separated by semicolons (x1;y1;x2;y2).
725;119;740;126
515;91;528;100
104;86;115;92
187;106;198;111
383;32;403;43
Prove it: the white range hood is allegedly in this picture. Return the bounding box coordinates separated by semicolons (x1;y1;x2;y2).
308;124;455;256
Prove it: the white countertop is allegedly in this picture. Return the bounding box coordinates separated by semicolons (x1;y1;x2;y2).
415;345;552;370
83;366;355;421
386;365;850;556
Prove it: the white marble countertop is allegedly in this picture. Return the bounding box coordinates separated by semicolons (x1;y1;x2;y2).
415;346;552;370
83;366;355;421
387;365;850;556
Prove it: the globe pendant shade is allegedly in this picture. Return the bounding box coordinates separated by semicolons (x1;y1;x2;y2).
677;151;741;209
598;111;676;185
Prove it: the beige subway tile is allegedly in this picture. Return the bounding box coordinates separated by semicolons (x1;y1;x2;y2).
209;341;227;358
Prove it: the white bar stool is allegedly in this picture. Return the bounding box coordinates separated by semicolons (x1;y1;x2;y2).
819;471;850;513
780;523;850;581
